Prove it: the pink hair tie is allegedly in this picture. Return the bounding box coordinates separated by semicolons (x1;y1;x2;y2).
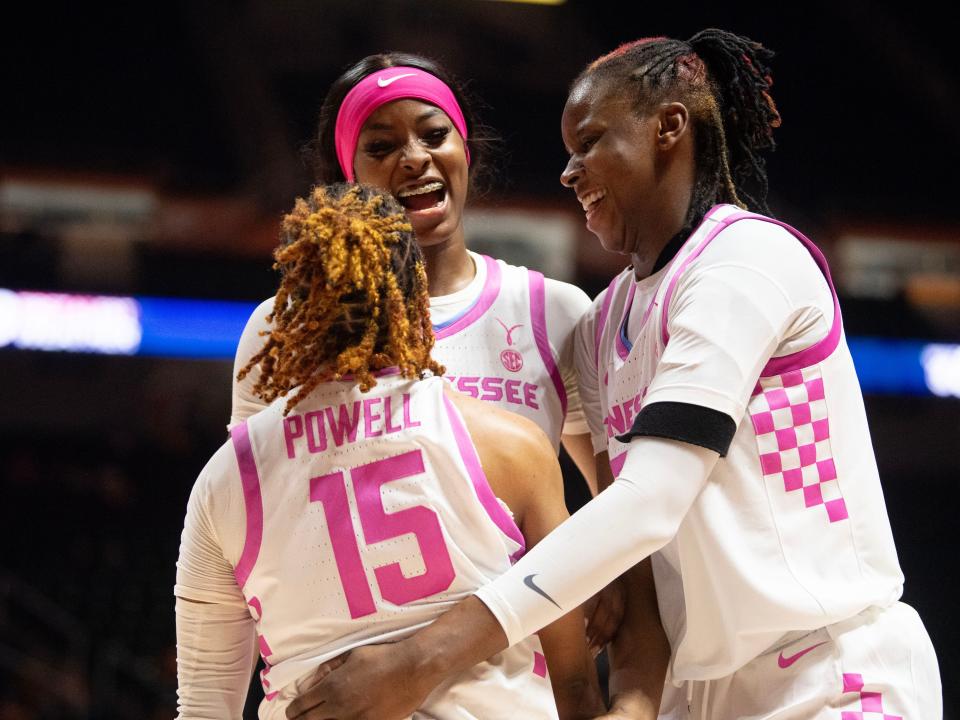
334;66;471;181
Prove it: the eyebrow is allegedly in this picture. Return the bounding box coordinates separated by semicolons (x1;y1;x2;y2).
362;108;445;132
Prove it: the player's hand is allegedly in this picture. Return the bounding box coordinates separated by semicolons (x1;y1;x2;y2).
583;576;626;654
285;642;430;720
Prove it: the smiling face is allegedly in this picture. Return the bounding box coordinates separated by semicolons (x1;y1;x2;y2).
352;99;469;247
560;76;662;257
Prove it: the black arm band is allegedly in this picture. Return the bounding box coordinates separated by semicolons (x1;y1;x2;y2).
614;401;737;457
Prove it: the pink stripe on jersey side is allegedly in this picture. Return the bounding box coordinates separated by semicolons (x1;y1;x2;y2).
659;205;736;346
658;207;843;378
615;281;660;361
231;422;264;591
614;281;637;360
595;274;619;365
441;393;527;561
609;451;627;477
528;270;568;418
532;651;548;678
434;255;502;340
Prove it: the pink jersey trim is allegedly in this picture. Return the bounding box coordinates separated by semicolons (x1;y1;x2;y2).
441;393;526;562
433;255;502;340
594;275;619;365
659;207;842;377
231;422;264;590
528;270;568;418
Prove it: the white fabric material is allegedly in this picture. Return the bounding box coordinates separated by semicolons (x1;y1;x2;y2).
474;437;718;646
231;251;590;442
566;205;907;684
175;597;256;718
177;374;557;719
685;602;941;719
576;216;834;455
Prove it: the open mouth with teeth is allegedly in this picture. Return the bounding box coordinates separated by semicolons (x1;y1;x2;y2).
580;189;606;216
397;181;446;212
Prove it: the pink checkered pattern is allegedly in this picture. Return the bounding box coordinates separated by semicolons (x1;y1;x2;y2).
840;673;902;720
749;367;848;523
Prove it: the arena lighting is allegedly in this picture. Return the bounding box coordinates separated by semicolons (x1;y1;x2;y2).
0;288;958;398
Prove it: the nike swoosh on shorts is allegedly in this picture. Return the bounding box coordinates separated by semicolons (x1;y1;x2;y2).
777;641;827;668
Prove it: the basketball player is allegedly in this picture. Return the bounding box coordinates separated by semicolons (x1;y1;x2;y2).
232;52;599;497
283;30;942;720
231;52;624;656
174;184;604;719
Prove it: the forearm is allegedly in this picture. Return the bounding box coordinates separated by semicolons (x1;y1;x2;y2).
606;560;669;719
176;597;257;719
400;595;509;697
475;437;717;647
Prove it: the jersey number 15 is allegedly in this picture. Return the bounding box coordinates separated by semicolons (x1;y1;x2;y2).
310;449;456;619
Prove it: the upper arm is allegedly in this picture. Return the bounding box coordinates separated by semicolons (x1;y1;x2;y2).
230;297;275;429
647;222;832;422
502;424;603;716
572;308;607;455
543;278;592;436
452;393;603;716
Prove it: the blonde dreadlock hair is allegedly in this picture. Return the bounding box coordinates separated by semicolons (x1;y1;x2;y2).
238;183;443;414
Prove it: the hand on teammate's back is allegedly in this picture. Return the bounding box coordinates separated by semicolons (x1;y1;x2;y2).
285;643;430;720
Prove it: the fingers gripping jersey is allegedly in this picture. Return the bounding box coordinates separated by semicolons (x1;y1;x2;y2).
586;205;904;681
432;255;569;450
205;375;556;718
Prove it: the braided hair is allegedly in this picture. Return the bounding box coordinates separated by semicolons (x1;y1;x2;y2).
238;183;444;414
581;29;781;230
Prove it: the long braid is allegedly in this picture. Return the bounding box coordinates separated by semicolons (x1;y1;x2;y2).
237;183;444;414
581;29;781;227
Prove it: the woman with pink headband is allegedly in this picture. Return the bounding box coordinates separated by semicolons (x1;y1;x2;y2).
223;52;625;714
232;53;600;501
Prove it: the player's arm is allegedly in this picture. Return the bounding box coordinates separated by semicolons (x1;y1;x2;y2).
450;391;605;718
548;277;599;495
477;405;606;719
175;451;258;718
561;432;598;496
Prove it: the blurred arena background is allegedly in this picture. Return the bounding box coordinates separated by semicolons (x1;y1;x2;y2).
2;1;957;717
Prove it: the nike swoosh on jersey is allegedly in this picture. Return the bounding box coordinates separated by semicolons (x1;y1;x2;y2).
523;574;561;609
777;641;827;668
377;73;416;88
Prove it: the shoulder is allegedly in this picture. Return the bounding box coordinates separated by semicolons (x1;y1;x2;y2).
541;276;592;314
444;387;557;507
695;216;818;277
243;297;276;332
195;437;241;497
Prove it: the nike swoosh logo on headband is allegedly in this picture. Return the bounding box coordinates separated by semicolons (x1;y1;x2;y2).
377;73;416;88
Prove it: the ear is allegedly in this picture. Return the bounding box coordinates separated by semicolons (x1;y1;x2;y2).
656;102;689;150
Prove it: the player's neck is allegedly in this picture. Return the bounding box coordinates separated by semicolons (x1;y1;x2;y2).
422;241;476;297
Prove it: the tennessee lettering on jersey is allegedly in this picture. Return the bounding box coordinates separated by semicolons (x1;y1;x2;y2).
281;392;420;458
432;255;567;449
603;387;647;439
445;374;540;410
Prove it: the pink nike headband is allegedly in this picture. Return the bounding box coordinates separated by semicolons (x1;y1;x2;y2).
334;66;471;182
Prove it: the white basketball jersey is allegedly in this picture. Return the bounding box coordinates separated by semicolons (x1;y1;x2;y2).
224;373;557;718
433;255;568;450
591;205;904;681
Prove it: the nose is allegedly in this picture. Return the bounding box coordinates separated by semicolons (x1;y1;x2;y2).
560;155;581;188
400;140;431;174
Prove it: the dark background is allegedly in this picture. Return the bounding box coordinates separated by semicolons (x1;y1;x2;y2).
1;1;957;717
